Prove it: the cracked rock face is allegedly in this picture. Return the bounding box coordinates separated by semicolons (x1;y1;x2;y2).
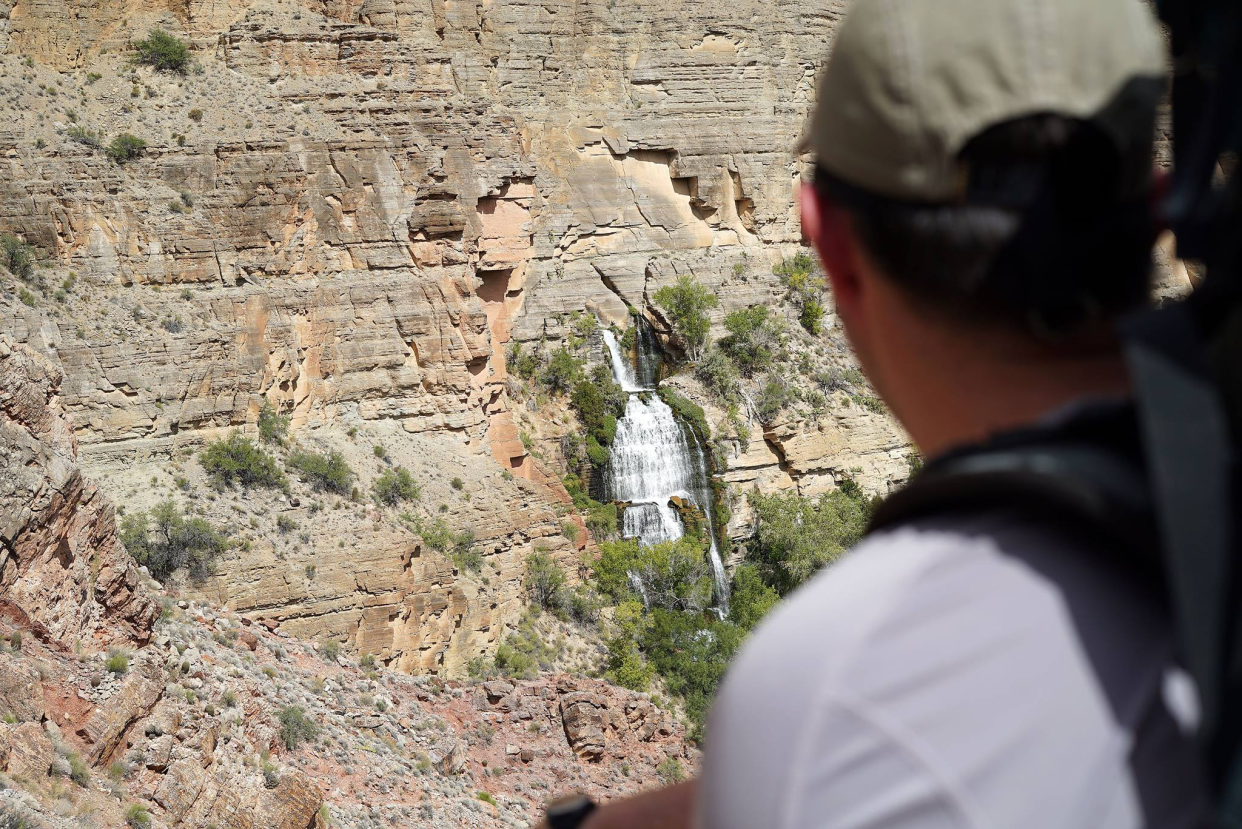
0;336;159;649
0;0;919;674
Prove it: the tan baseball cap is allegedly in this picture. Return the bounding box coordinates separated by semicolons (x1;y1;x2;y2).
802;0;1166;203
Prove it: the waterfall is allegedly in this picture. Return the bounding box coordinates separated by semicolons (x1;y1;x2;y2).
600;325;730;616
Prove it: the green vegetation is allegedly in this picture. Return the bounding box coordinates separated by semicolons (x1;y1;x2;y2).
288;449;354;495
653;275;718;360
373;467;420;505
1;235;35;279
67;752;90;787
124;804;152;829
105;650;129;674
105;133;147;163
583;482;872;740
754;377;794;423
120;500;230;582
718;305;783;377
132;29;190;73
523;551;566;609
542;348;582;394
66;125;104;149
18;288;36;308
747;486;869;595
257;400;290;444
320;640;341;662
476;792;497;806
278;705;319;750
200;432;286;490
774;251;827;334
408;516;478;570
656;756;685;784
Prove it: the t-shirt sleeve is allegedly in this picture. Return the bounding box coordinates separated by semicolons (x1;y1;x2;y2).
697;620;967;829
696;539;970;829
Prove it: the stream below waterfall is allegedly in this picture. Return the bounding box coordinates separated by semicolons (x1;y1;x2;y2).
600;323;730;616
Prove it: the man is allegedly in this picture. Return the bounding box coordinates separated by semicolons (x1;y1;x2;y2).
550;0;1211;826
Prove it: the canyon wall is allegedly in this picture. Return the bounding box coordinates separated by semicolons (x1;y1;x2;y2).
0;0;914;672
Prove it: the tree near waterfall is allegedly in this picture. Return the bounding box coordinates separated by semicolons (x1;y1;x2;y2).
653;275;718;361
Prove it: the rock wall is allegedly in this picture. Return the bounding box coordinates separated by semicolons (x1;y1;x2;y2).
0;0;898;671
0;334;158;648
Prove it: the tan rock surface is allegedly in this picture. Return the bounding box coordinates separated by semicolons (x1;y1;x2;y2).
0;336;159;648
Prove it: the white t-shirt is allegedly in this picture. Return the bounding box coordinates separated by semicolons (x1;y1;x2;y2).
698;512;1208;829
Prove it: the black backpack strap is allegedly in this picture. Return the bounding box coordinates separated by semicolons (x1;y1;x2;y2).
869;441;1160;572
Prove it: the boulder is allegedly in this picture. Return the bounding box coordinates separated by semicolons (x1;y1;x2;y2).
0;654;43;723
6;722;54;781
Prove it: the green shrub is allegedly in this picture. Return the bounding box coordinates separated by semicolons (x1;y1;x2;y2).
221;690;237;708
754;378;793;423
132;29;190;73
278;705;318;750
541;348;582;394
200;432;286;490
696;348;741;404
288;449;354;495
372;466;420;505
66;125;104;149
450;476;464;491
257;400;289;444
508;341;541;380
591;537;714;612
774;251;827;334
583;503;615;541
124;804;151;828
476;792;497;806
17;288;36;307
1;235;35;279
262;760;280;789
653;275;717;361
747;487;868;596
188;108;203;122
561;521;579;544
492;615;558;679
656;756;685;784
320;640;341;661
524;551;566;609
718;305;782;377
569;365;626;467
67;752;90;787
120;500;229;582
276;514;296;533
105;650;129;673
105;133;147;163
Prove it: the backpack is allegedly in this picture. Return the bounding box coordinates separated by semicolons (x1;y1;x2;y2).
869;3;1242;824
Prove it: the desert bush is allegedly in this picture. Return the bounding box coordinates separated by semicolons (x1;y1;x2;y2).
541;348;582;394
200;432;286;489
0;235;35;279
105;133;147;163
66;125;104;149
372;466;420;505
774;251;827;334
120;500;229;582
653;275;717;361
288;449;354;495
718;305;783;377
278;705;318;750
132;29;190;72
257;400;289;444
524;551;566;609
105;650;129;673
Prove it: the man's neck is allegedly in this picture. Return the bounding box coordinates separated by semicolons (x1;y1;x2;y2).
881;327;1132;461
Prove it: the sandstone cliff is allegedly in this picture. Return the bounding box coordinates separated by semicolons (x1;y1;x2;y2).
0;334;158;648
0;0;912;673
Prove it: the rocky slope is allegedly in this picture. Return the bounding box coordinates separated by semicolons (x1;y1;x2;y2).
0;0;919;673
0;334;694;829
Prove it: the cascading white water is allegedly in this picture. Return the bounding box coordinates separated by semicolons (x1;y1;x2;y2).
600;327;730;615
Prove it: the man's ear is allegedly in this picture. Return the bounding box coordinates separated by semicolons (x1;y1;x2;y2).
799;179;861;311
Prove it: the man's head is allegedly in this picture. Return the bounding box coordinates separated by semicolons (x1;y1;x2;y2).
800;0;1166;453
